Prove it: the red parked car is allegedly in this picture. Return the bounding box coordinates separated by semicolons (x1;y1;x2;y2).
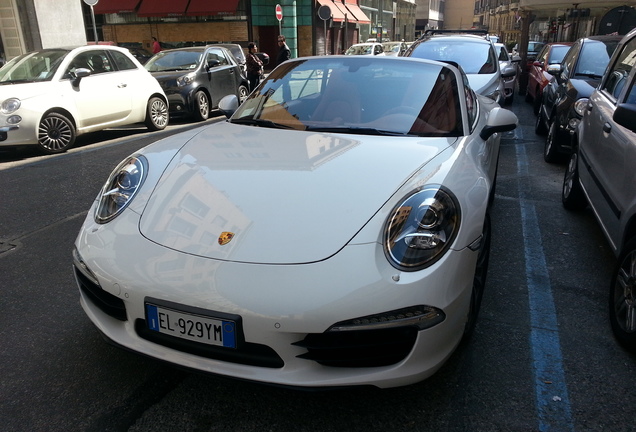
525;42;572;114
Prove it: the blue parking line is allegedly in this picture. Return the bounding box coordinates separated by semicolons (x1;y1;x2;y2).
516;143;574;432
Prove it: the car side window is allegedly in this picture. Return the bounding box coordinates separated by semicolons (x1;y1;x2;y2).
109;50;137;71
88;50;112;74
561;42;580;78
536;46;548;64
601;37;636;101
209;48;228;66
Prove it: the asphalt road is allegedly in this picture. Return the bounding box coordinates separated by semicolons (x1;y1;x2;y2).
1;99;634;432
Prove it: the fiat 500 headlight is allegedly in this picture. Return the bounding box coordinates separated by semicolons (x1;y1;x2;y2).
384;186;460;271
95;155;147;223
1;98;21;114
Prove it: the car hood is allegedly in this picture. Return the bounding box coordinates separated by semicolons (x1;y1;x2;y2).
467;73;498;95
149;70;193;85
568;77;600;98
0;81;53;99
139;122;454;264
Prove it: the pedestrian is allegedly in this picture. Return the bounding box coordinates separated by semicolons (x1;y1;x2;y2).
152;37;161;54
276;35;291;65
246;42;263;92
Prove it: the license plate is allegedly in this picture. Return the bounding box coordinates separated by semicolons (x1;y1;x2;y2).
145;303;236;348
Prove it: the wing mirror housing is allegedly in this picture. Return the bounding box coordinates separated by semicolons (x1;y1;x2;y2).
613;103;636;133
72;68;91;87
480;107;518;140
219;94;239;118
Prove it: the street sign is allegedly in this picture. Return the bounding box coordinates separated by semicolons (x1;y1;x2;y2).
275;4;283;21
83;0;98;5
317;5;331;21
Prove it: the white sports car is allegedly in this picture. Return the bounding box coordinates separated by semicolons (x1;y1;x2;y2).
0;45;168;154
73;56;518;389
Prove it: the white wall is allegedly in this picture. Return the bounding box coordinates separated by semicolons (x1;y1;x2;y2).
33;0;86;48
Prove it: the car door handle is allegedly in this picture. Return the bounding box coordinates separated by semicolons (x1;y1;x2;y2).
117;83;127;88
603;122;612;133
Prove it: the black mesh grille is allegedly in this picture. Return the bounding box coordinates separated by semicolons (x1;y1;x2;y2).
74;266;127;321
293;327;418;367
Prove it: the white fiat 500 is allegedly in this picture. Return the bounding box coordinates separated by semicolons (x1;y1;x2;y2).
73;56;517;389
0;45;168;154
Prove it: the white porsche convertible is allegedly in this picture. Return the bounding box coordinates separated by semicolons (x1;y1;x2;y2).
73;56;517;389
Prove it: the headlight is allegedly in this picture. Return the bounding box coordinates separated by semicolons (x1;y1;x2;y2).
95;155;147;223
176;73;196;87
573;98;589;117
1;98;21;114
384;186;460;271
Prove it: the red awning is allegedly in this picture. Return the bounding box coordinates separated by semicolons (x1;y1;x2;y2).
316;0;346;22
342;1;371;24
137;0;189;17
93;0;141;14
186;0;240;16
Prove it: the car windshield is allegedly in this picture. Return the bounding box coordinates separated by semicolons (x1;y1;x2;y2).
230;57;463;137
345;45;374;55
548;45;570;64
145;50;202;72
409;39;497;74
575;40;619;77
528;41;545;53
0;50;68;83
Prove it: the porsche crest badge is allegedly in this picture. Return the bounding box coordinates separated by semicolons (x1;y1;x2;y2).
218;232;235;245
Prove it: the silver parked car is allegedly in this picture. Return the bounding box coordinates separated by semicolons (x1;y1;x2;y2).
495;42;521;105
562;27;636;351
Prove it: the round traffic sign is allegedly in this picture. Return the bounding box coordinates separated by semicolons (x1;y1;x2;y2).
275;4;283;21
317;5;332;21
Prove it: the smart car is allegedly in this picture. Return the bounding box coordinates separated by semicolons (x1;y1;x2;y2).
73;56;518;389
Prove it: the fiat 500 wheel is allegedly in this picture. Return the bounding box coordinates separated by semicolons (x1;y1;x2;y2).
609;237;636;352
145;96;168;131
37;112;76;154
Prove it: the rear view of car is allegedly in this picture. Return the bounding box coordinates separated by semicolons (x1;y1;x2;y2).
405;31;516;105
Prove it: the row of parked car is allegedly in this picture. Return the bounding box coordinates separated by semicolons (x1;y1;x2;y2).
526;29;636;351
0;43;256;154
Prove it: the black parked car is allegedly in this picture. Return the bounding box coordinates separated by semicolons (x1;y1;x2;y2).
208;43;247;76
145;45;249;121
535;34;621;162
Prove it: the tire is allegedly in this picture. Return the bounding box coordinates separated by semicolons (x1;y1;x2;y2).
505;91;514;105
463;212;491;340
37;112;76;154
609;236;636;352
544;119;565;163
145;96;168;131
535;107;548;135
533;88;541;115
238;85;249;104
562;150;587;210
193;90;209;121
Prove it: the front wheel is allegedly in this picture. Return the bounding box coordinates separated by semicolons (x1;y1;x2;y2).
238;85;249;104
544;120;565;163
535;108;548;135
37;112;76;154
463;212;491;340
193;90;209;121
145;96;168;131
609;237;636;352
562;150;587;210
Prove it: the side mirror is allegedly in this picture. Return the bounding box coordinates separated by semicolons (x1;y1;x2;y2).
501;65;517;78
480;107;518;140
613;103;636;133
511;55;521;63
219;94;239;118
72;67;91;87
547;63;562;76
207;59;221;69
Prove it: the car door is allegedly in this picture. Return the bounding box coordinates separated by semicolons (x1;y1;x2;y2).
203;47;238;109
66;49;133;129
579;36;636;249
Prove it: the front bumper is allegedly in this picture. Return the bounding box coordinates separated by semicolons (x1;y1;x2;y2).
74;208;478;389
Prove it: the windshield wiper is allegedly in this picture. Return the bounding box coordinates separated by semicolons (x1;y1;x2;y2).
306;126;418;136
574;72;603;79
230;118;295;129
0;79;37;85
